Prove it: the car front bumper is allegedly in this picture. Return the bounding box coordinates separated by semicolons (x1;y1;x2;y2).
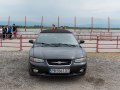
29;60;87;76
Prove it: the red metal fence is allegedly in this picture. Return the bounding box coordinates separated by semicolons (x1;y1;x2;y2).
75;35;120;52
0;33;120;52
0;34;22;50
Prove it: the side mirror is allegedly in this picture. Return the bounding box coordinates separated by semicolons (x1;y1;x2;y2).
29;40;34;44
79;40;85;44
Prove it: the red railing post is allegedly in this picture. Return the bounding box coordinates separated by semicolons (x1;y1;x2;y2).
25;16;26;31
8;16;10;26
91;16;93;32
40;16;43;32
100;31;102;40
0;36;2;47
20;34;22;51
117;36;118;48
108;16;110;32
90;32;92;40
74;16;76;32
96;36;99;53
58;16;59;29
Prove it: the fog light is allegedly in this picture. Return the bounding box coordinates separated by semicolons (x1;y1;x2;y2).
33;69;38;73
79;69;84;72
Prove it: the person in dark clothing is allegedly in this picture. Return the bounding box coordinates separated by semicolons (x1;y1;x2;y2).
5;25;9;38
13;24;17;39
2;26;7;40
7;26;12;39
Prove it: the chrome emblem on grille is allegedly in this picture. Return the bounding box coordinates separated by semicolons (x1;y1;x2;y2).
51;61;67;64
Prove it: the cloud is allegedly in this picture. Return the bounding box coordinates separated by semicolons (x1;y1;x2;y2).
0;0;120;27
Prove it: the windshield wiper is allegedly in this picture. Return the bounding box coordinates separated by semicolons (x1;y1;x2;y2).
50;43;78;47
38;43;50;45
35;43;52;47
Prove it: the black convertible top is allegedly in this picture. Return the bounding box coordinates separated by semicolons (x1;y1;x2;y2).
41;30;72;33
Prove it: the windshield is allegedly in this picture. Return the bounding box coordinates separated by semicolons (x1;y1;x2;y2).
35;33;79;46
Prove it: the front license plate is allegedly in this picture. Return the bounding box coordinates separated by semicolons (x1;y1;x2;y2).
49;69;70;74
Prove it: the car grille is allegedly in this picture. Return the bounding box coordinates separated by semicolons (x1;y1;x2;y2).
47;59;71;65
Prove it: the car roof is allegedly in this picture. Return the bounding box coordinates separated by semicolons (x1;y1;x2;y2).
40;30;72;33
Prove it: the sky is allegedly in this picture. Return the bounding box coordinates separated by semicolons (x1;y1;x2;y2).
0;0;120;27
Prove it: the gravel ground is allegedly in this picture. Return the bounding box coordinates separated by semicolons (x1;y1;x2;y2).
0;51;120;90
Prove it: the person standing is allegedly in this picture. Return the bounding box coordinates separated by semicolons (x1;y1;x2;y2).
2;26;6;40
8;26;12;39
12;24;17;39
0;26;2;38
5;25;9;38
51;24;55;30
61;26;65;30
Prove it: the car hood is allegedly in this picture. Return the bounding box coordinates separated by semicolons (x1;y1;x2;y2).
29;47;85;59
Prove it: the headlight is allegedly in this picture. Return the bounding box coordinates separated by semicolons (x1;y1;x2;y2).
30;57;44;63
75;57;86;63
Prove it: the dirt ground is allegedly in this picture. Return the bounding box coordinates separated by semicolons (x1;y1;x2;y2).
0;51;120;90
